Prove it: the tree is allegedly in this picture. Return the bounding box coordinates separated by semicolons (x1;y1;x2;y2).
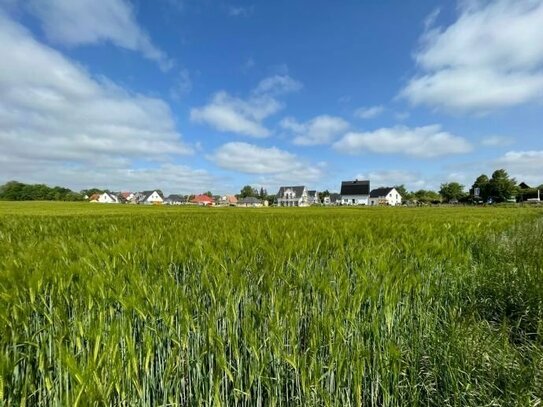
239;185;258;198
439;182;466;202
204;191;213;198
318;190;331;201
471;174;490;202
393;185;411;201
413;189;441;204
488;169;517;203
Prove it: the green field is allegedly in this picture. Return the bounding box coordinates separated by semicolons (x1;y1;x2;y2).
1;202;542;406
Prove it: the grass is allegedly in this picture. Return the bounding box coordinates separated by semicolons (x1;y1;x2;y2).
0;202;542;406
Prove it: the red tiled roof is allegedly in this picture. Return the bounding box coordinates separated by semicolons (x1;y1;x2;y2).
191;194;214;204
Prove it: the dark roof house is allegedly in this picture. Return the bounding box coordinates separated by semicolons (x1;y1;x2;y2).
369;187;395;198
276;186;306;198
340;180;370;195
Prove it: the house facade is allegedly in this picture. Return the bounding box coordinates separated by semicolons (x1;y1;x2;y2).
218;195;238;206
368;187;402;206
237;197;263;207
164;194;184;205
276;186;310;207
137;190;164;205
98;192;119;204
307;190;320;205
340;180;370;205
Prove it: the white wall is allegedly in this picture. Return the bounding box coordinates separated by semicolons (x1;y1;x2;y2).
341;195;369;205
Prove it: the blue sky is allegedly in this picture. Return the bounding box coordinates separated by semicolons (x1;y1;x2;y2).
0;0;542;194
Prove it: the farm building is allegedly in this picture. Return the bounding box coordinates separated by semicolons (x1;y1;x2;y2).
369;187;402;206
340;180;370;205
276;186;310;207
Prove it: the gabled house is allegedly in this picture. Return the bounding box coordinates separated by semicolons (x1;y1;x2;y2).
164;194;184;205
219;195;238;206
276;186;310;207
323;193;341;206
308;190;320;205
98;192;120;204
191;194;214;206
88;193;101;203
369;187;402;206
237;197;263;207
340;180;370;205
137;190;164;205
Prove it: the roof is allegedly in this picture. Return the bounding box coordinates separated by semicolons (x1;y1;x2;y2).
142;190;164;201
340;180;370;196
329;193;341;202
239;197;261;204
191;194;213;203
276;185;306;198
89;193;100;201
165;194;184;202
120;192;133;199
223;195;238;204
308;190;318;198
519;182;531;189
370;187;395;198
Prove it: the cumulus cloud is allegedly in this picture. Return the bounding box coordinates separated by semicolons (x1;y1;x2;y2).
190;75;301;138
401;0;543;112
209;142;325;186
354;105;384;119
0;13;195;190
26;0;172;70
333;125;472;158
280;115;349;145
493;150;543;185
356;170;426;189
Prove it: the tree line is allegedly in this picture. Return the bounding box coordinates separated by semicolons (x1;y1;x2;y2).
0;181;84;201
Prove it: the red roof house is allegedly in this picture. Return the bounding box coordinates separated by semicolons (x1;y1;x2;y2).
191;194;214;205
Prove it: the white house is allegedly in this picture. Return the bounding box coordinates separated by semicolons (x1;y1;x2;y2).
164;194;184;205
276;186;310;207
138;190;164;205
307;190;320;205
369;187;402;206
340;180;370;205
98;192;120;204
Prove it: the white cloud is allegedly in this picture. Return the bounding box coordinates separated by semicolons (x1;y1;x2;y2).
333;125;472;158
281;115;349;145
209;142;325;187
356;170;426;189
227;5;254;17
0;13;194;189
190;75;301;138
26;0;172;70
481;135;514;147
253;74;302;96
494;150;543;185
170;68;192;100
401;0;543;112
354;105;384;119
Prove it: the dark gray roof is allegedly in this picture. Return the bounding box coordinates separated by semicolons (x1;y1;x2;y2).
370;187;395;198
308;190;318;198
276;186;306;198
340;180;370;195
165;194;183;202
330;193;341;202
239;197;262;204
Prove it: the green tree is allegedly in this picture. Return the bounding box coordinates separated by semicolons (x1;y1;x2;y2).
239;185;258;198
318;190;331;201
488;169;517;203
413;189;441;204
204;191;213;198
471;174;490;202
439;182;466;202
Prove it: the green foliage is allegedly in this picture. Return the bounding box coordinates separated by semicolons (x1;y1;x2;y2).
439;182;466;202
0;181;84;201
0;202;542;406
393;184;411;200
412;189;441;203
239;185;259;198
488;169;518;202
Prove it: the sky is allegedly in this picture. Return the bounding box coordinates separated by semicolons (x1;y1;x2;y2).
0;0;542;195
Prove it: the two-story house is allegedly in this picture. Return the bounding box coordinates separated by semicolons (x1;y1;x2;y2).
340;180;370;205
276;186;310;207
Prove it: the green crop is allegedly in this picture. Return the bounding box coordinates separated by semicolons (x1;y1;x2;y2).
0;202;542;406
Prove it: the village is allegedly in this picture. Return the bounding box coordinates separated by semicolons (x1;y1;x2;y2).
87;179;403;207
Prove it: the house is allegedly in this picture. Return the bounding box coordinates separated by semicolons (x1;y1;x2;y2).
323;193;341;205
237;197;263;207
308;190;320;205
340;180;370;205
218;195;238;206
137;190;164;205
191;194;214;206
368;187;402;206
519;182;531;190
276;186;310;207
88;193;101;203
98;192;120;204
119;192;134;202
164;194;184;205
